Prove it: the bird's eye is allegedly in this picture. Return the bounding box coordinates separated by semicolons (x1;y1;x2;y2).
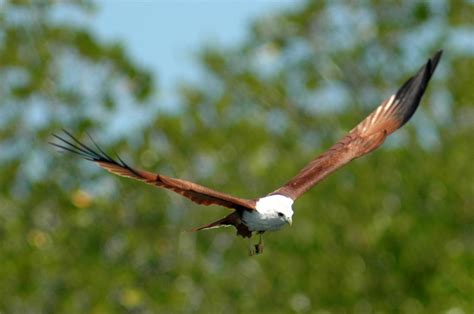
277;212;284;217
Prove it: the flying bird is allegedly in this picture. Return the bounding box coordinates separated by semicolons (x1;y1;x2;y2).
52;50;442;255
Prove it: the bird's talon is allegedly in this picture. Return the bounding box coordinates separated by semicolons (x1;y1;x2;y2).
255;243;264;254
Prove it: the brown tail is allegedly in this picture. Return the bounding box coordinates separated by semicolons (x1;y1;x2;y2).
189;212;238;232
188;211;252;238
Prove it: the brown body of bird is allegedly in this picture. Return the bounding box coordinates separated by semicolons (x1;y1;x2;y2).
52;50;443;255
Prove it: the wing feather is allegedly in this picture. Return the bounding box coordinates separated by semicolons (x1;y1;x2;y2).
271;50;443;200
51;130;256;211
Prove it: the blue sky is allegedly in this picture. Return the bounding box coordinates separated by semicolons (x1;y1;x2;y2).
85;1;472;140
92;1;298;97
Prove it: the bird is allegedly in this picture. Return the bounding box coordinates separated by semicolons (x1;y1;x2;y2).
51;50;443;255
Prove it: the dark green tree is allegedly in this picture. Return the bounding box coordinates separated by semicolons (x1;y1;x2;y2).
1;1;472;313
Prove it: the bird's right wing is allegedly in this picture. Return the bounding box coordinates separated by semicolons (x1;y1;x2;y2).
51;131;256;212
271;50;443;200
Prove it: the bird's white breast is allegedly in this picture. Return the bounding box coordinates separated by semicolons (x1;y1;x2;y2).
243;194;294;232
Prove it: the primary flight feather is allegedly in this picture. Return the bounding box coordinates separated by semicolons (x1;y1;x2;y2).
52;50;442;255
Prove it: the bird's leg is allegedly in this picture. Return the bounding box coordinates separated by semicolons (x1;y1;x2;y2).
255;232;264;254
248;237;256;256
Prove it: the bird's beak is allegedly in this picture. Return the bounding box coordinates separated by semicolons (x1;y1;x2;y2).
286;217;292;226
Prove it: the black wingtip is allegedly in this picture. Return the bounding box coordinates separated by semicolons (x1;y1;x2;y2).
425;50;443;79
50;130;112;163
429;50;443;72
50;130;145;179
392;49;443;125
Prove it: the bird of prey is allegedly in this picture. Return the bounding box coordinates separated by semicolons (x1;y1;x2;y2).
52;50;442;255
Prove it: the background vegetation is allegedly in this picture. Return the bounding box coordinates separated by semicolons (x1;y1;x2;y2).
0;1;472;313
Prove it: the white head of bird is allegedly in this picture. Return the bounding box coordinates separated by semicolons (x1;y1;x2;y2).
242;194;294;232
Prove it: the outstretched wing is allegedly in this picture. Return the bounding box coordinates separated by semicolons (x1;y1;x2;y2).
271;50;443;200
51;131;256;211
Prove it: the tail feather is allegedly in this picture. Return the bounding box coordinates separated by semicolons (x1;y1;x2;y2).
188;211;252;238
190;212;237;232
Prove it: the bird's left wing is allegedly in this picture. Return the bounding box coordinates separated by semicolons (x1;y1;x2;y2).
51;131;256;212
270;50;443;200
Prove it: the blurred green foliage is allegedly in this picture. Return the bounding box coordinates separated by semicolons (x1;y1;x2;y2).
0;0;473;313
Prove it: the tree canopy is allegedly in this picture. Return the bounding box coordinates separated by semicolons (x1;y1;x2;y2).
1;1;473;313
